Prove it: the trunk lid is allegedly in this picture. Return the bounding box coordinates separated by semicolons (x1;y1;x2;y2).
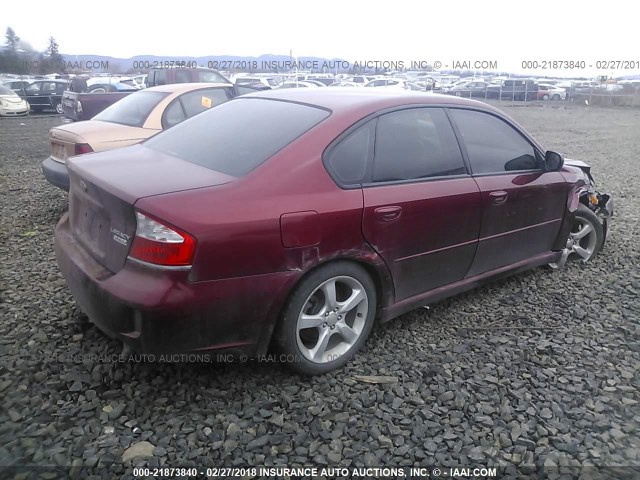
50;121;151;163
67;144;235;273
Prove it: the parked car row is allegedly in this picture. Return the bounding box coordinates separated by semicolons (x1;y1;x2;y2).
42;81;269;189
36;85;612;374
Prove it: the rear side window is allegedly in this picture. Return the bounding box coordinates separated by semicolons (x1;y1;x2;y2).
92;91;169;127
175;70;191;83
372;108;466;182
162;88;232;128
145;98;330;177
325;121;374;184
450;109;539;174
154;71;167;86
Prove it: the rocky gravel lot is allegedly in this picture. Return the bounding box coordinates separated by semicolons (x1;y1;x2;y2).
0;105;639;479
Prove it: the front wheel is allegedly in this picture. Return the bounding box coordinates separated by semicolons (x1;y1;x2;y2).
549;204;604;268
275;262;376;375
55;102;64;114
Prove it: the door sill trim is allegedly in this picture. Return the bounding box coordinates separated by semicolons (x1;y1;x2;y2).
379;250;561;322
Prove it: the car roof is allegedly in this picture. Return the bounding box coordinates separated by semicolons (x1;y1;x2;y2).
144;82;233;94
243;88;498;114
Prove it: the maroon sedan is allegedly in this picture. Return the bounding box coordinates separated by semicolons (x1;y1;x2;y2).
55;89;607;375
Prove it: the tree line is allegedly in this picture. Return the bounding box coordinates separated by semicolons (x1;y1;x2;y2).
0;27;66;75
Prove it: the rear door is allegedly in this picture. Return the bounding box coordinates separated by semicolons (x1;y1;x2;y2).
449;108;567;276
355;107;482;301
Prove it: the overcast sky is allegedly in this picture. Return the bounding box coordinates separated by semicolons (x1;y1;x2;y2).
2;0;638;75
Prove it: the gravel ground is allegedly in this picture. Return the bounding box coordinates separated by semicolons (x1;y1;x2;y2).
0;105;639;479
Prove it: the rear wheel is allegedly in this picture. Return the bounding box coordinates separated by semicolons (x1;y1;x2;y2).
55;102;63;114
542;94;550;101
549;204;604;268
275;262;376;375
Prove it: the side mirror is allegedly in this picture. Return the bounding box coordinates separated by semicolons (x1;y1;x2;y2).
544;150;564;171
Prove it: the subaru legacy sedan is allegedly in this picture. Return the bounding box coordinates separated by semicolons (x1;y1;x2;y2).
54;89;611;375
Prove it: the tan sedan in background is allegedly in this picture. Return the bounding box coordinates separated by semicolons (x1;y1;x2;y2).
41;82;241;191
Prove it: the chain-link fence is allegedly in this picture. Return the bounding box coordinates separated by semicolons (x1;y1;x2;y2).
449;82;640;107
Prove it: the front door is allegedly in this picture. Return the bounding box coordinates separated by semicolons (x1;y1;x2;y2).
358;107;483;301
24;82;46;108
449;108;568;276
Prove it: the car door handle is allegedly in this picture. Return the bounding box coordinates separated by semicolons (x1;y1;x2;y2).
374;206;402;222
489;191;508;205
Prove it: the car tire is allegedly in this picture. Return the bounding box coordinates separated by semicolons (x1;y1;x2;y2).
549;204;604;269
542;94;550;101
55;102;63;114
552;94;561;101
274;262;377;375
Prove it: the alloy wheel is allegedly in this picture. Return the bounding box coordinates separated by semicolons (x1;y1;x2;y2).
549;216;599;268
296;276;368;363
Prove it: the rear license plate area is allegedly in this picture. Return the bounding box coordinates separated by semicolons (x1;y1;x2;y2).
51;142;67;161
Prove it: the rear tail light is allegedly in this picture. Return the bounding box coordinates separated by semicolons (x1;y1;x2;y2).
129;212;196;267
74;143;93;155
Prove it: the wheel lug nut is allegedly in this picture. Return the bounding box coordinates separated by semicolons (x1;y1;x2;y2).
338;315;342;320
325;312;329;316
323;322;327;327
330;325;335;330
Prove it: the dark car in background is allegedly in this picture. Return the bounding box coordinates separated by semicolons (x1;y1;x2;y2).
447;80;490;98
488;79;539;101
19;79;69;113
62;83;140;121
54;89;611;375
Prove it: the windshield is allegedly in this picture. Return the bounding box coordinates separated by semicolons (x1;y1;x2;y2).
0;85;16;96
145;98;330;177
92;91;169;126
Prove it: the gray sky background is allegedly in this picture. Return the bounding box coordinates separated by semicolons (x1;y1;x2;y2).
2;0;638;76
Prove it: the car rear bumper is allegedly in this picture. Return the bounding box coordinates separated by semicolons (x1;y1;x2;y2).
54;213;296;356
42;157;70;191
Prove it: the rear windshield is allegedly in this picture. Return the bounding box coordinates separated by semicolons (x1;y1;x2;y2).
145;98;330;177
92;91;169;127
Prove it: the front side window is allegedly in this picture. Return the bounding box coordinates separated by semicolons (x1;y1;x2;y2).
25;83;41;94
372;108;466;182
450;109;539;174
